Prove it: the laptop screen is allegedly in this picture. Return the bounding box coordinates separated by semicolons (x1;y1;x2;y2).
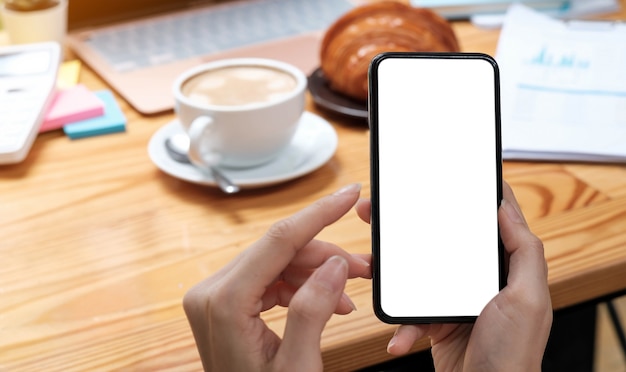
67;0;228;30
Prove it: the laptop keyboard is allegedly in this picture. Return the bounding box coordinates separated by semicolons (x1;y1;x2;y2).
83;0;354;73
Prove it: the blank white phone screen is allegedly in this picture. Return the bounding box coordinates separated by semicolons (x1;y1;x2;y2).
376;56;500;318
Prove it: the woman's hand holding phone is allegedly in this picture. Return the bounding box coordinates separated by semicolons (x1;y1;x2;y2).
356;181;552;372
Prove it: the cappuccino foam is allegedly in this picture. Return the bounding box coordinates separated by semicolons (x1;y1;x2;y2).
182;66;297;106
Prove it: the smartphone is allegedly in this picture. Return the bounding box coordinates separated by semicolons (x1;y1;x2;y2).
369;52;505;323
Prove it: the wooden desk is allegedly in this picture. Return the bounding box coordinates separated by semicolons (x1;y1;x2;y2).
2;5;626;371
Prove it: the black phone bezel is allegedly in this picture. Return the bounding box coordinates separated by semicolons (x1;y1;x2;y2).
368;52;506;324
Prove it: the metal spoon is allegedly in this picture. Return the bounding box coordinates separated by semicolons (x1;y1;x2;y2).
164;133;240;194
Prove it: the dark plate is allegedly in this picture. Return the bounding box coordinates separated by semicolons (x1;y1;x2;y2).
307;67;368;121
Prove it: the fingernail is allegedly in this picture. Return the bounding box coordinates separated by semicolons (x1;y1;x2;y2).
341;292;357;311
334;183;361;196
387;335;397;353
315;256;348;292
353;255;370;268
502;199;524;224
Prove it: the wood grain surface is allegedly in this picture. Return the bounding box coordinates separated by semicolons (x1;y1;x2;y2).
1;2;625;371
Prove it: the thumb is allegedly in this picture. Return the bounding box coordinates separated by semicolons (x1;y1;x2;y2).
277;256;350;369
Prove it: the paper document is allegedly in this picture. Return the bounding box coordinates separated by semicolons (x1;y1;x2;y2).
496;4;626;162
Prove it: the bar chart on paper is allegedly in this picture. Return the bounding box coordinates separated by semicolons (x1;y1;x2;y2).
528;47;590;69
496;4;626;162
526;47;591;81
519;46;622;97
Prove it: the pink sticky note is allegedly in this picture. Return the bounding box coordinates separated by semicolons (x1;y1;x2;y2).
40;85;105;133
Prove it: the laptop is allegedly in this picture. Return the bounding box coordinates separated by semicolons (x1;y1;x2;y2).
66;0;356;114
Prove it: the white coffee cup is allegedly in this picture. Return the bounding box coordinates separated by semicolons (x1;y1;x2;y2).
173;58;307;169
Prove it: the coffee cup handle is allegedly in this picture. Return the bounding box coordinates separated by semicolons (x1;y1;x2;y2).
188;116;221;166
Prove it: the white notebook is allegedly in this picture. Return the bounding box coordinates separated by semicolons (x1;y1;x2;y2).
410;0;569;19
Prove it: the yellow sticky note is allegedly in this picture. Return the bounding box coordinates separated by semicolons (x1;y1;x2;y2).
57;60;82;89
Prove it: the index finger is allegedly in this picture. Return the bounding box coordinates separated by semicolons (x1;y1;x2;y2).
226;184;362;300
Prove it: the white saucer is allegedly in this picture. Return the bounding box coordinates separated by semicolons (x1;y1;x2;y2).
148;112;338;189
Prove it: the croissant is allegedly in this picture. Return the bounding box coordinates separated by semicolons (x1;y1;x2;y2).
320;1;460;101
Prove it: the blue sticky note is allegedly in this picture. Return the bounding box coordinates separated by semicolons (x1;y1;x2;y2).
63;90;126;139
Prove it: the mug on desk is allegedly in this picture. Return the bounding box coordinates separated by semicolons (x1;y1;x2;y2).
1;0;67;46
173;58;307;169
